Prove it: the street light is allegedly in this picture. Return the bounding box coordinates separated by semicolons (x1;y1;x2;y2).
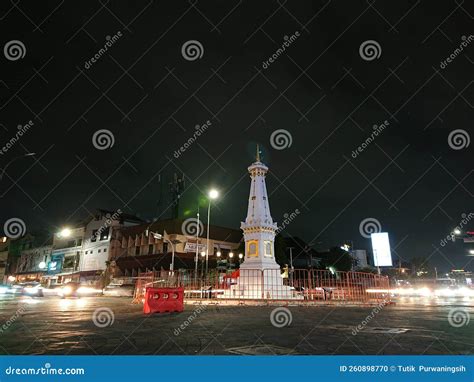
469;249;474;255
205;189;219;275
0;152;36;181
238;253;243;263
216;251;221;257
58;228;72;238
454;228;462;235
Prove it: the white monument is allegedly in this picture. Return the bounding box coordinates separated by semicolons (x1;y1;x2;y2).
224;146;297;299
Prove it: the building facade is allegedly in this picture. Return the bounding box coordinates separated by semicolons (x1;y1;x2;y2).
15;244;52;282
110;219;242;277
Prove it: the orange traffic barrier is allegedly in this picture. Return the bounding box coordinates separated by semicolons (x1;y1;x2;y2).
144;287;184;314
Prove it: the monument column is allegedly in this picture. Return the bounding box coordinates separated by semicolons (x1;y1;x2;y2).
240;145;280;271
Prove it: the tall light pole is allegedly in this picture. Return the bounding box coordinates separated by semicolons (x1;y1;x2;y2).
205;189;218;275
194;207;200;276
0;152;36;181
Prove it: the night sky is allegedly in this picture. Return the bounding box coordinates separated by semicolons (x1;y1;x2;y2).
0;1;473;272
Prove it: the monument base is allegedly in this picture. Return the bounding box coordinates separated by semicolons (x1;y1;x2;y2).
220;268;303;300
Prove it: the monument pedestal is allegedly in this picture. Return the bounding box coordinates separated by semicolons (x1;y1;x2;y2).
221;266;301;300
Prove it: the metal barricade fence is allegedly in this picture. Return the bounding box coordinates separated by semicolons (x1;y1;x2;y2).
132;268;390;304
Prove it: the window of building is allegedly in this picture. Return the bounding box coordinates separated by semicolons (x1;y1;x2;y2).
148;244;154;255
135;246;140;255
103;248;107;252
91;230;98;242
77;238;82;246
63;256;74;269
163;243;168;253
98;249;101;253
67;240;75;248
85;251;88;254
264;241;273;257
100;227;110;241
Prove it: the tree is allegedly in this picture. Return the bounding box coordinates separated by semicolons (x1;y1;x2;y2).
274;234;288;266
317;247;353;272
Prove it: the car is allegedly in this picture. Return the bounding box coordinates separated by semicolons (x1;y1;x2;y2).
0;283;10;295
21;282;44;297
103;283;134;297
58;282;81;298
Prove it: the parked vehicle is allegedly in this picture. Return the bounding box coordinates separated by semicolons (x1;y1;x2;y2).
103;283;134;297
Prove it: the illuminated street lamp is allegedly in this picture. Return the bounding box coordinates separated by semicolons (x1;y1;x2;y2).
238;253;243;263
454;228;462;235
216;251;221;257
57;228;71;238
469;249;474;255
205;189;219;275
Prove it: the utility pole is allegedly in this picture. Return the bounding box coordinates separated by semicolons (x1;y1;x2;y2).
194;207;200;276
288;247;294;287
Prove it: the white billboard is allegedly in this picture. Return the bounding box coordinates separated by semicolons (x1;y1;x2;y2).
371;232;392;267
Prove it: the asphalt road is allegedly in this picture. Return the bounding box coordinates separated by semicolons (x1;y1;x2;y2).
0;295;472;355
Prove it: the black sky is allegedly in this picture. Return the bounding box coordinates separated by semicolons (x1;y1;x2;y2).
0;0;473;272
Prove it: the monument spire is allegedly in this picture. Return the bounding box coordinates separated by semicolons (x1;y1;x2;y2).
256;144;260;162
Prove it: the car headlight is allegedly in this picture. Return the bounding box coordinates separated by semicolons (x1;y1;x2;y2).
62;286;72;295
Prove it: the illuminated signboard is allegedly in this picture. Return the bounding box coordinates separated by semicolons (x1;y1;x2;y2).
370;232;393;267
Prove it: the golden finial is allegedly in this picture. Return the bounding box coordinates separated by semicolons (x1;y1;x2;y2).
256;144;260;162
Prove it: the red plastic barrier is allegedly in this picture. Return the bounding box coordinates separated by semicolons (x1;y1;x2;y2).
144;287;184;314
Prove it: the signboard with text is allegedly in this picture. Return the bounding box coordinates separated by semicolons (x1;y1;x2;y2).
184;242;206;253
